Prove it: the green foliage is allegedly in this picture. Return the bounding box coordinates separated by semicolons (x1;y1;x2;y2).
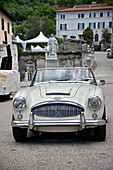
57;0;68;6
23;14;56;40
57;0;82;7
70;35;76;39
69;39;76;42
83;27;93;42
102;28;111;42
1;0;56;22
0;0;8;10
57;0;96;7
15;23;25;40
56;0;113;7
97;0;113;5
0;0;56;40
37;5;55;19
77;55;82;58
17;44;23;60
57;38;64;45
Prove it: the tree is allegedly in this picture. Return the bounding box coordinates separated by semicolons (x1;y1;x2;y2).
0;0;8;10
23;13;56;40
23;14;41;40
37;5;55;19
83;27;93;42
40;16;56;36
102;28;111;42
57;0;68;6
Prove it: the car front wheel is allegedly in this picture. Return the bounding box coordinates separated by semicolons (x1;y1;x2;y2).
94;124;106;141
12;127;28;142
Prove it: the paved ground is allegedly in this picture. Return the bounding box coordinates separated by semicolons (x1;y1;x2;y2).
20;80;31;88
0;52;113;170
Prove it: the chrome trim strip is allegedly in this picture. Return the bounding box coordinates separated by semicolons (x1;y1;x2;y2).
11;119;106;128
106;116;108;123
80;112;86;129
29;112;34;129
11;120;29;127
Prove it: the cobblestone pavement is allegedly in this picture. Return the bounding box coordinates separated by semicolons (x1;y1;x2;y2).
0;52;113;170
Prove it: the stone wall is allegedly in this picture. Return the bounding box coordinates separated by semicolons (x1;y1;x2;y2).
19;51;82;80
21;51;82;68
58;41;82;52
0;44;18;70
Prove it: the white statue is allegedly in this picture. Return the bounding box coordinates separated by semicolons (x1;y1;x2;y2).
48;34;58;57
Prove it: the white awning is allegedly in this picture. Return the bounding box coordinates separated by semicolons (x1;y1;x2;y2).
31;45;44;52
13;32;49;51
14;35;23;43
26;32;49;43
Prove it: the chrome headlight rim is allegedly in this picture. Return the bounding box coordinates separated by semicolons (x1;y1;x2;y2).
88;96;102;111
13;96;26;111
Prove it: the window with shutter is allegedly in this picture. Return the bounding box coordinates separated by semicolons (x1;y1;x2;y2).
1;18;4;30
89;23;91;28
60;24;62;30
7;23;10;34
109;22;112;28
78;23;79;30
100;13;103;17
94;23;96;29
83;23;84;29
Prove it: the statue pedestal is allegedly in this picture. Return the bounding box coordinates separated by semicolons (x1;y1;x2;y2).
46;58;59;68
46;53;59;68
47;53;57;59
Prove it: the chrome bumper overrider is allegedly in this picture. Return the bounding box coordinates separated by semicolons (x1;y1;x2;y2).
11;112;106;129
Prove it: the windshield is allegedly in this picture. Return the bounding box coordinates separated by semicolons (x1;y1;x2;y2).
31;67;96;85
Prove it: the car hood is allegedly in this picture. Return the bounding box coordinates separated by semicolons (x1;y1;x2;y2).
16;82;96;108
39;82;91;98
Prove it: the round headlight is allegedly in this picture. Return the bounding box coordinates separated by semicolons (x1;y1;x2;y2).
88;96;102;111
13;97;26;111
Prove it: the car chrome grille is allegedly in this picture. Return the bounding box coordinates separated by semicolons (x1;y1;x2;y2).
31;102;84;118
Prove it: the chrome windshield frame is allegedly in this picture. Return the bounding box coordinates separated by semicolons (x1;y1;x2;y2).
30;67;97;86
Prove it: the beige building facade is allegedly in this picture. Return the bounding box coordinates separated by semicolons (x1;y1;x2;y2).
0;5;15;44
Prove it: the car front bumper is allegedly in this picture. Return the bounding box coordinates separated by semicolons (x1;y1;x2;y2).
11;112;106;130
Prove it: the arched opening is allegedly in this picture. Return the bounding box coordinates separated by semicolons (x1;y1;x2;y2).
95;34;99;42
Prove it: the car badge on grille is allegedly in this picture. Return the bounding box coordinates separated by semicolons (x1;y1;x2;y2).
51;97;63;100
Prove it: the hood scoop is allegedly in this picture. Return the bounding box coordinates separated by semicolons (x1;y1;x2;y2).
39;83;84;98
46;92;70;96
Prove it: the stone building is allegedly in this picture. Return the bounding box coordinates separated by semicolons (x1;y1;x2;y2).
56;1;112;47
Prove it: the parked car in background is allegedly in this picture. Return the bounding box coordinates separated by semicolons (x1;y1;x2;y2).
11;67;107;142
107;52;113;59
106;48;111;52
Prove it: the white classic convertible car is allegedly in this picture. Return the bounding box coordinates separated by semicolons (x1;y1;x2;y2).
11;67;107;142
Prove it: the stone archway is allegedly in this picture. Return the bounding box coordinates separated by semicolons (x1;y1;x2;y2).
25;59;36;81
